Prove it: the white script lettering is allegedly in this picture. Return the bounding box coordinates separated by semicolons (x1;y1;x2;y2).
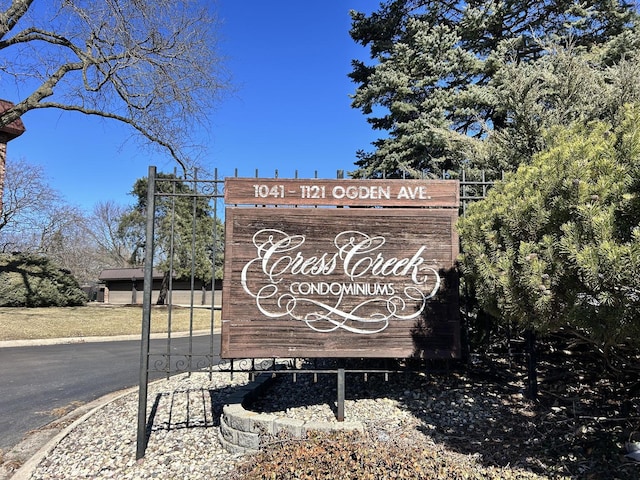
240;229;441;334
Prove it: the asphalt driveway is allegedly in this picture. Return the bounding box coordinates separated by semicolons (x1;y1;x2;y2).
0;335;219;451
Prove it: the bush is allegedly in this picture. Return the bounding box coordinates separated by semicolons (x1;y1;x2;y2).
231;430;547;480
458;105;640;350
0;253;87;307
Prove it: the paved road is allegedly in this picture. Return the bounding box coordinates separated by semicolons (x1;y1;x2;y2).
0;335;220;451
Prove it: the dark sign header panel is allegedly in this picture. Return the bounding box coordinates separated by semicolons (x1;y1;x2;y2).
225;178;459;208
221;204;460;359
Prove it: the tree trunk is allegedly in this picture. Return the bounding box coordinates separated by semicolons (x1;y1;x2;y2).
156;270;170;305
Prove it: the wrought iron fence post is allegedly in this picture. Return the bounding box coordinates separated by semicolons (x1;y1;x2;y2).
137;166;157;460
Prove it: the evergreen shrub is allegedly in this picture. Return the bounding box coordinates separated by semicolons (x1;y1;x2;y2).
0;253;87;307
458;105;640;350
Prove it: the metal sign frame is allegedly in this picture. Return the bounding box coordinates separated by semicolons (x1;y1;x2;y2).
135;167;494;460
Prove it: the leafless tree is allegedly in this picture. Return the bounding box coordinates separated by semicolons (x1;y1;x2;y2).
0;0;229;203
0;157;60;247
37;203;101;283
88;200;138;268
0;158;124;282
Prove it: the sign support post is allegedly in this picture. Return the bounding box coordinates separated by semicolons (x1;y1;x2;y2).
337;366;345;422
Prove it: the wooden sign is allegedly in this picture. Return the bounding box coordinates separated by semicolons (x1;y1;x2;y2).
225;178;459;208
221;185;460;359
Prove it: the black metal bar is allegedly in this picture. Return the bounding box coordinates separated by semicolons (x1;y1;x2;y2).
187;170;198;374
209;168;219;380
165;172;177;379
137;166;157;460
337;367;345;422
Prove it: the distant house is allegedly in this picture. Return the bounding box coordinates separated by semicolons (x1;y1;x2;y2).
0;99;26;141
0;100;26;214
97;268;222;306
98;268;162;304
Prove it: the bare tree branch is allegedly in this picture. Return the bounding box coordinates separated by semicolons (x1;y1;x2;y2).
0;157;60;243
31;100;188;173
0;0;34;40
0;0;229;172
88;200;137;268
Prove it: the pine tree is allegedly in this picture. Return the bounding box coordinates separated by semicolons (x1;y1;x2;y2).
119;173;224;304
458;105;640;350
349;0;639;178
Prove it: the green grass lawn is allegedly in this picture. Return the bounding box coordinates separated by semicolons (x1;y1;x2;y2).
0;305;219;341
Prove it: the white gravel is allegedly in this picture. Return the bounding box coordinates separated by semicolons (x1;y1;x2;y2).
30;372;252;479
24;366;540;479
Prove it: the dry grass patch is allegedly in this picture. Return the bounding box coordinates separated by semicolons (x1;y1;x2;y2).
41;401;86;419
0;305;219;341
231;430;552;480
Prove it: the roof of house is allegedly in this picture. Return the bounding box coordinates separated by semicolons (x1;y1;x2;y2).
0;99;26;139
99;267;165;281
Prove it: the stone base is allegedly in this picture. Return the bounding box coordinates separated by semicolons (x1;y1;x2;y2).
218;373;364;454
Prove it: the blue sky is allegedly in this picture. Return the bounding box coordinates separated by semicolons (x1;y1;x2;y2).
6;1;379;212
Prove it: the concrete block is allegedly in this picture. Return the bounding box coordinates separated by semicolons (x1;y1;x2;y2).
303;421;336;433
218;416;238;445
226;408;254;432
249;413;278;435
274;418;305;438
222;404;245;428
218;432;249;456
236;429;260;450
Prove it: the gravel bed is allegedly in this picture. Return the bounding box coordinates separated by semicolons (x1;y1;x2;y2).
247;371;536;458
30;372;252;479
26;367;553;479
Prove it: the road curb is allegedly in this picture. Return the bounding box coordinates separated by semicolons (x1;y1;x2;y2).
2;330;219;478
0;330;213;348
9;386;139;480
